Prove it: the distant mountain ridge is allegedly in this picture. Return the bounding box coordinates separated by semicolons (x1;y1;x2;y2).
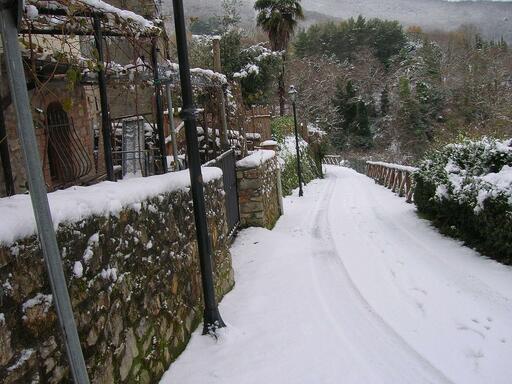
300;0;512;41
164;0;512;42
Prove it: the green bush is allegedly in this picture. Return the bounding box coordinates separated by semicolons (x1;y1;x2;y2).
413;137;512;264
271;116;294;143
279;136;322;196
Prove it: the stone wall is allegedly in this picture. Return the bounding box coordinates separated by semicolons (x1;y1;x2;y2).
0;175;234;383
237;151;282;229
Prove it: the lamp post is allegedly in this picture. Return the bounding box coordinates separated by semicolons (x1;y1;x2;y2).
172;0;225;334
289;85;304;197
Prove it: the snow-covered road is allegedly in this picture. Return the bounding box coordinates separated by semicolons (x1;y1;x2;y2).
161;166;512;384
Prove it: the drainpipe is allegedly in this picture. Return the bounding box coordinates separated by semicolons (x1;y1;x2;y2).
172;0;226;334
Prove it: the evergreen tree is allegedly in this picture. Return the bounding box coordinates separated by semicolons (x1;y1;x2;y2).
254;0;304;115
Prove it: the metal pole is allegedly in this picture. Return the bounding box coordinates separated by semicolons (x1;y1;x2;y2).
151;39;168;174
292;101;304;197
172;0;226;334
0;4;90;383
92;15;114;181
165;83;180;171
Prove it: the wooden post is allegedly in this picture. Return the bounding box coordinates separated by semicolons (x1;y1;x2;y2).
212;36;229;149
93;15;114;181
151;39;168;173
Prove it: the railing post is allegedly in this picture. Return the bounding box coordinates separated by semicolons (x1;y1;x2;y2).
0;3;90;382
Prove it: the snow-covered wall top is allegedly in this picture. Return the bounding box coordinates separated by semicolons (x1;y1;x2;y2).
236;150;276;169
0;168;222;245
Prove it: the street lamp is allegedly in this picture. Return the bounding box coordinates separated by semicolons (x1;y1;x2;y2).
172;0;225;334
288;85;304;197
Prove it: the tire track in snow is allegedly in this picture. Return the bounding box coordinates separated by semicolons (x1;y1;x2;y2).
306;171;454;384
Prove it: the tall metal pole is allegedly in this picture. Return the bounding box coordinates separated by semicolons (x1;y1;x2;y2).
0;3;90;383
165;83;180;171
151;39;168;174
172;0;226;334
292;101;304;197
92;15;114;181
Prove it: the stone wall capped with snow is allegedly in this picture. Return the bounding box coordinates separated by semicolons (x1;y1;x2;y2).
0;171;234;383
237;150;282;229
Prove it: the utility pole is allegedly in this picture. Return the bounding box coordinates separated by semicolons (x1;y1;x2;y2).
0;2;90;382
172;0;226;334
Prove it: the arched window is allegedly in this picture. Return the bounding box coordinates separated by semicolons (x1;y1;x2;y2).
45;102;93;188
47;102;73;182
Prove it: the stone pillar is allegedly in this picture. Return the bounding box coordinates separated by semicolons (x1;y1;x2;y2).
236;151;282;229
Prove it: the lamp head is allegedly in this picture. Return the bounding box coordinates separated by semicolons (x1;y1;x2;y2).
288;85;298;103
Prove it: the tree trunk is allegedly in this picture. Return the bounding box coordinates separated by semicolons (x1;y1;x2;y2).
278;58;286;116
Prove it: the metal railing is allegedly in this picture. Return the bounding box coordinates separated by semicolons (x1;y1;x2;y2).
206;149;240;237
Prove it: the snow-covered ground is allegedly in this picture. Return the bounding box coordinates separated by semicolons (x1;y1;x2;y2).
161;166;512;384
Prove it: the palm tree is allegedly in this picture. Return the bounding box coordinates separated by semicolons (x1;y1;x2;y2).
254;0;304;115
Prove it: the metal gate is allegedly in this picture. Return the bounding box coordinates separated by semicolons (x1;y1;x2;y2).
207;149;240;237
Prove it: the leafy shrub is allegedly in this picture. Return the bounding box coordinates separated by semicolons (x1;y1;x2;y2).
279;136;321;196
413;137;512;264
271;116;294;143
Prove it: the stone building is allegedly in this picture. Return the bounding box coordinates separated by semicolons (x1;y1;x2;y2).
0;46;105;197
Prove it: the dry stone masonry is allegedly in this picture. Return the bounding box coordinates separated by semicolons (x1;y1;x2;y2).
236;150;282;229
0;171;234;383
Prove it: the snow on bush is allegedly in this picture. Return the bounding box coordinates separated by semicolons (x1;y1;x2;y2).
414;137;512;264
278;136;321;196
416;137;512;211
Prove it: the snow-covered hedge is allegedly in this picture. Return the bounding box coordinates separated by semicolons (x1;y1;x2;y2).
414;137;512;264
279;136;321;196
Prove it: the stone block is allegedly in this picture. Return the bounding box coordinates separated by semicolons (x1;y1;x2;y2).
0;318;13;366
241;202;263;213
119;328;138;381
